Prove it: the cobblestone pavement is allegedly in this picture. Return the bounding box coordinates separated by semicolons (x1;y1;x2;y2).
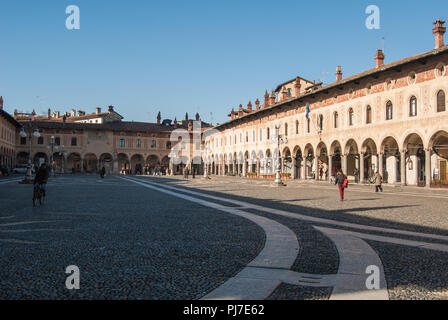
1;174;447;300
132;175;448;300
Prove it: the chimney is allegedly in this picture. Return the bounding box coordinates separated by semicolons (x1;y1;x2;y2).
294;77;301;97
48;108;51;119
336;66;343;82
96;107;102;114
255;99;260;111
433;19;446;49
0;96;3;109
375;49;385;68
270;91;276;105
264;90;269;108
108;105;114;112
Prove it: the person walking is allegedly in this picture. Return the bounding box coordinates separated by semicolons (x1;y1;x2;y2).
334;170;347;201
100;166;106;179
373;171;383;192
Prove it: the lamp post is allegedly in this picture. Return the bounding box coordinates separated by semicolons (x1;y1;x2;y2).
272;124;288;186
46;136;58;177
19;117;41;184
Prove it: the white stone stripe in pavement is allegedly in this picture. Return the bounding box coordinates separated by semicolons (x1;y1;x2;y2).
0;178;23;185
118;176;299;300
129;177;448;243
314;226;389;300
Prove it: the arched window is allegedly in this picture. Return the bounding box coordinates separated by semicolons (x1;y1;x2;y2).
334;112;338;128
119;139;125;148
166;141;171;149
410;96;417;117
267;128;270;140
71;137;77;146
136;139;142;148
259;128;263;141
386;101;393;120
285;123;288;136
55;137;61;146
151;140;156;148
366;105;372;124
295;120;299;134
306;118;310;133
318;115;323;131
348;108;354;126
437;90;446;112
38;137;44;145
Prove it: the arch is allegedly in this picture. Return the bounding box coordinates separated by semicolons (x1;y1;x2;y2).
67;152;82;173
83;153;98;173
118;153;130;174
429;130;448;184
282;147;292;175
380;136;401;184
16;152;29;166
99;153;113;175
403;133;425;186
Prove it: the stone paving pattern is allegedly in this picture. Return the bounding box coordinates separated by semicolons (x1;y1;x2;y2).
1;174;448;299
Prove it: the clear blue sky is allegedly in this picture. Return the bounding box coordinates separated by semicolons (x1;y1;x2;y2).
0;0;447;125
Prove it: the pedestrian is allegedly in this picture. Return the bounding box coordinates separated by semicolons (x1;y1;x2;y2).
354;168;359;184
373;171;383;192
334;170;348;201
100;166;106;179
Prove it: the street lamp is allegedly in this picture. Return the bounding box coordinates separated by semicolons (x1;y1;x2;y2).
46;136;59;177
272;124;288;186
19;119;41;184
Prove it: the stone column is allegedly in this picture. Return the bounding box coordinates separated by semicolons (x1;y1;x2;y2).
256;159;260;176
292;157;297;180
425;149;431;188
302;160;307;180
401;150;406;186
314;157;319;180
80;158;84;173
328;155;333;180
378;153;384;177
341;154;347;175
359;153;365;184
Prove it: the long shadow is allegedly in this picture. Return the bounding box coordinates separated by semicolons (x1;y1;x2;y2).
139;176;448;238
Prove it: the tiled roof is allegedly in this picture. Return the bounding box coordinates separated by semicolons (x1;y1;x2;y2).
213;46;448;130
0;109;21;128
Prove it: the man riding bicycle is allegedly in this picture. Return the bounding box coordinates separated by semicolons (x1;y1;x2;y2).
34;163;50;197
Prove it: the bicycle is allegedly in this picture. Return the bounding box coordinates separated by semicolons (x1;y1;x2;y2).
32;184;45;207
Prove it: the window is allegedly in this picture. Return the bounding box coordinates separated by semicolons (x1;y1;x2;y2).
38;137;44;145
259;128;262;141
151;140;156;148
334;112;338;128
437;90;446;112
410;96;417;117
318;115;323;131
20;137;26;145
267;128;270;140
166;141;171;149
245;132;248;143
55;137;61;146
120;139;125;148
386;101;393;120
287;88;292;97
253;130;255;142
296;120;299;134
136;139;142;148
307;118;310;133
285;123;288;136
366;106;372;124
71;137;77;146
348;108;354;126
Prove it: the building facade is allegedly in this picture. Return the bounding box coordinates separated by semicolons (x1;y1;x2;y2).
13;106;210;175
205;20;448;188
0;97;21;169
